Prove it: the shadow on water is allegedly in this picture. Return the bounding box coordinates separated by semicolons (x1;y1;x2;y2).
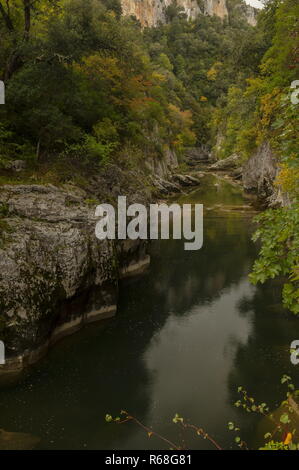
0;174;297;449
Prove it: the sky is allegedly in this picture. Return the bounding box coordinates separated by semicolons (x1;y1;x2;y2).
244;0;264;8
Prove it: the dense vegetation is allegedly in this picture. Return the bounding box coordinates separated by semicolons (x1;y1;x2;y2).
218;0;299;315
145;0;267;145
0;0;262;173
148;0;299;314
0;0;298;313
0;0;197;175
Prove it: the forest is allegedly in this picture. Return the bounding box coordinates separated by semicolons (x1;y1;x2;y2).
1;0;298;313
0;0;298;452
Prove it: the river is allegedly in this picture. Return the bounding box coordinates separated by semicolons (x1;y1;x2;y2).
0;174;297;450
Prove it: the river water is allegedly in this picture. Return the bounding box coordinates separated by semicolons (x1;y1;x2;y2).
0;174;297;449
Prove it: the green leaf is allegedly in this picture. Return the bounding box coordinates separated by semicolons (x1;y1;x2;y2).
280;413;290;424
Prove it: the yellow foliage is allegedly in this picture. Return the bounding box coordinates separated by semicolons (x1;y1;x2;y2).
283;433;292;445
275;162;299;197
244;77;264;97
151;72;166;83
168;104;193;128
74;54;123;86
207;62;222;81
260;88;282;128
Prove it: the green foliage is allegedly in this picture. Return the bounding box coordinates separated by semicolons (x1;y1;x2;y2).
212;0;299;160
271;93;299;179
249;206;299;314
0;1;297;318
145;8;263;145
0;0;197;170
233;377;299;450
211;0;299;315
0;0;270;170
106;377;299;450
246;1;299;316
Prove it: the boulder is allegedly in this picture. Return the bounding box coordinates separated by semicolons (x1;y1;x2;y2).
231;167;243;180
242;142;291;207
172;174;201;186
0;181;150;370
4;160;27;172
210;154;240;170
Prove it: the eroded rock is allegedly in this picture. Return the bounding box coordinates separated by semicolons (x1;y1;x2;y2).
210;154;241;170
242;142;291;207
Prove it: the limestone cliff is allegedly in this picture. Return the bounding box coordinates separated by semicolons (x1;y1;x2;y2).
229;1;258;26
121;0;228;27
0;150;203;378
244;4;258;26
242;142;291;207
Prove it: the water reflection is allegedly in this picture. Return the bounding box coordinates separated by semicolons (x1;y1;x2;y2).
0;175;296;450
228;282;298;447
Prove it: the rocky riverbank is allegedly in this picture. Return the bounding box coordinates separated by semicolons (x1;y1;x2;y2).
0;153;202;380
186;142;291;209
0;140;289;380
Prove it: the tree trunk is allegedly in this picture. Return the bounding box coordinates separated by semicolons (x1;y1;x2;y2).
0;1;14;32
36;138;41;161
4;52;21;81
23;0;31;41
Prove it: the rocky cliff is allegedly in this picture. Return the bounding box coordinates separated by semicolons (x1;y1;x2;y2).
0;149;203;379
229;1;258;26
121;0;258;27
0;165;152;379
243;4;258;26
121;0;228;27
242;141;291;207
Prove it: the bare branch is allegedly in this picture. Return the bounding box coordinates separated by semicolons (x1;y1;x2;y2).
0;0;14;31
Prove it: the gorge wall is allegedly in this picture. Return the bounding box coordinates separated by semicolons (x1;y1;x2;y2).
121;0;228;26
0;149;201;380
121;0;258;27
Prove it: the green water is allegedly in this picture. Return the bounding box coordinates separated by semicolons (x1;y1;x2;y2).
0;174;297;450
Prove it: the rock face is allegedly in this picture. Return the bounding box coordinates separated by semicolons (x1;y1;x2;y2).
121;0;228;27
242;141;291;207
243;4;258;26
145;147;178;177
204;0;228;19
210;153;240;170
0;149;202;377
0;163;154;376
120;0;259;27
242;142;275;196
0;183;119;373
227;0;259;26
